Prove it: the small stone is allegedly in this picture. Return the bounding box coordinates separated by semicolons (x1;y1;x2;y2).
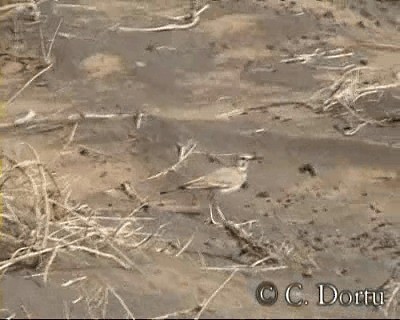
256;191;270;198
369;203;382;213
357;20;366;28
135;61;146;68
298;163;317;177
359;57;368;65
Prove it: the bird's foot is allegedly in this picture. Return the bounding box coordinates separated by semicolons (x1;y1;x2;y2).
207;204;222;226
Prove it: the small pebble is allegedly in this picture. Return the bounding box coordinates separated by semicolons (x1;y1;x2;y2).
256;191;270;198
359;57;368;65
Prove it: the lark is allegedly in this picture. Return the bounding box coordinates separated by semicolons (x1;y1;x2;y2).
161;153;258;224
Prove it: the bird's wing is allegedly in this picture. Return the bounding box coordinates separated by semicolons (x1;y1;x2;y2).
182;168;240;190
181;176;228;190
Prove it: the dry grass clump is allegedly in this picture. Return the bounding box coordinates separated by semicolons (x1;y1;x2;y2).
311;66;400;135
220;64;399;136
0;1;40;23
0;144;152;279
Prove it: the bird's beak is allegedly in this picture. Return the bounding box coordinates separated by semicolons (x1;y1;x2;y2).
239;153;263;161
246;154;263;161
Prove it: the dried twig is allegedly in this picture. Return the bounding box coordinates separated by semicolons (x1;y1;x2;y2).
110;4;209;33
6;63;54;106
61;276;88;287
21;143;51;248
217;100;316;119
20;304;31;319
221;219;277;261
43;247;58;284
357;41;400;52
153;306;201;319
108;286;135;320
63;122;78;150
202;265;287;273
194;269;238;320
0;112;140;131
119;182;147;204
383;281;400;317
175;233;195;257
45;18;63;63
146;140;197;181
102;287;109;319
0;236;89;273
280;48;353;65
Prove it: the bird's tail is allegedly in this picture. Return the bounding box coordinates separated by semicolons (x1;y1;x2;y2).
160;186;185;195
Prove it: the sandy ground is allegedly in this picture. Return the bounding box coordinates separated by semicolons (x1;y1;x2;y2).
0;0;399;318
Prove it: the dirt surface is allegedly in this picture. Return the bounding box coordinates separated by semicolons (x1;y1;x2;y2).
0;0;399;318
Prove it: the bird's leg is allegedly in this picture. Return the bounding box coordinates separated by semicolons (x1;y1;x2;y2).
210;191;226;222
216;205;227;222
208;203;219;225
190;191;199;206
207;191;220;225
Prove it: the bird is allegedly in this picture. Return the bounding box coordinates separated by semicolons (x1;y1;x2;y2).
160;153;259;224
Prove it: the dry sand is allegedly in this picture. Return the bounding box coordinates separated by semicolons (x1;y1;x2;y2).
0;0;399;318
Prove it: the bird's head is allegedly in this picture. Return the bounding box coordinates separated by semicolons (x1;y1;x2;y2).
235;153;263;171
